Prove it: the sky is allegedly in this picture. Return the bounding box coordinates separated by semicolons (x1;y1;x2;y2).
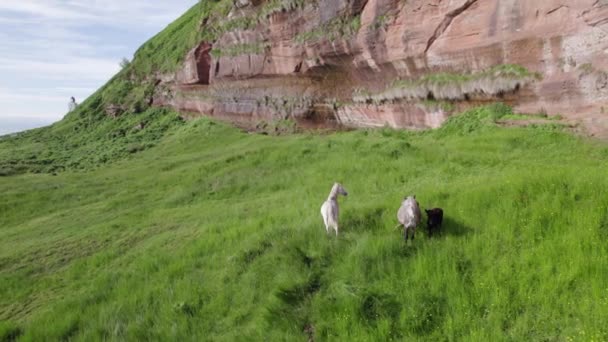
0;0;198;135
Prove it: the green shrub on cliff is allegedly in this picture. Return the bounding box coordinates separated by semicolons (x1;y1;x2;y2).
354;64;543;104
260;0;309;18
130;5;203;76
295;14;361;44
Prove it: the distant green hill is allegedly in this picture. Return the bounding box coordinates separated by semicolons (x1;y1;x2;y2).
0;2;227;175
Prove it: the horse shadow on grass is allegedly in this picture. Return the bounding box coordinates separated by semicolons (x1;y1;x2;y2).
430;216;471;238
396;217;471;258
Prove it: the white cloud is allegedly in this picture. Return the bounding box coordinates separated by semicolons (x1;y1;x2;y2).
0;0;196;29
0;1;82;21
0;90;70;103
0;86;95;104
0;57;120;80
0;0;198;133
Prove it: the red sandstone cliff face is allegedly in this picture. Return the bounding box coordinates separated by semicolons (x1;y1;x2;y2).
155;0;608;133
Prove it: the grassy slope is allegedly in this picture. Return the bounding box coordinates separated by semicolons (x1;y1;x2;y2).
0;1;227;175
2;107;608;341
1;1;608;340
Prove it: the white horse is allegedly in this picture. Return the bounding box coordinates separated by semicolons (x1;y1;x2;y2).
320;183;348;236
397;195;421;241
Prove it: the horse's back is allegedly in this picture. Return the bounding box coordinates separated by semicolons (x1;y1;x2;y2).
398;199;421;228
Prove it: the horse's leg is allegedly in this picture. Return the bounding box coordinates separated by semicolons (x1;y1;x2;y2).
404;226;408;241
411;227;416;241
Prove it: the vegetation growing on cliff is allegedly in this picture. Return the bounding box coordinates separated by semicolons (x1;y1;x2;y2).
202;0;316;41
353;64;542;104
210;42;271;58
295;14;361;44
2;105;608;340
259;0;310;18
132;3;211;76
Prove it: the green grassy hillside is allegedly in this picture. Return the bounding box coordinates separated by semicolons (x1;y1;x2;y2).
0;1;230;175
1;1;608;340
2;105;608;341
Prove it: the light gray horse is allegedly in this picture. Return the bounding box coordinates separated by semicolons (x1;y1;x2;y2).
321;183;348;236
397;195;421;241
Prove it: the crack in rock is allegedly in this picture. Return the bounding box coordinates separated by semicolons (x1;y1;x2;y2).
546;5;569;15
424;0;478;53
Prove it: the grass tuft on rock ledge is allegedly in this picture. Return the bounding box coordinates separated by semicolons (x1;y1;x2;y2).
353;64;542;104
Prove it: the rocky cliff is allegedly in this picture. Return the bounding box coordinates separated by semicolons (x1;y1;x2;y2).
154;0;608;133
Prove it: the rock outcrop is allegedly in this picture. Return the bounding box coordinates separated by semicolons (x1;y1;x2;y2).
155;0;608;132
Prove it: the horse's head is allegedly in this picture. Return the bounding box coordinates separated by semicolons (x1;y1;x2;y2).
333;183;348;197
403;195;417;205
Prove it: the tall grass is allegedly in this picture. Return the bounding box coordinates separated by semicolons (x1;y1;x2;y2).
0;102;183;175
1;106;608;340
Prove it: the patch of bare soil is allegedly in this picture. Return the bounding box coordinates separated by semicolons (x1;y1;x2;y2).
576;117;608;140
